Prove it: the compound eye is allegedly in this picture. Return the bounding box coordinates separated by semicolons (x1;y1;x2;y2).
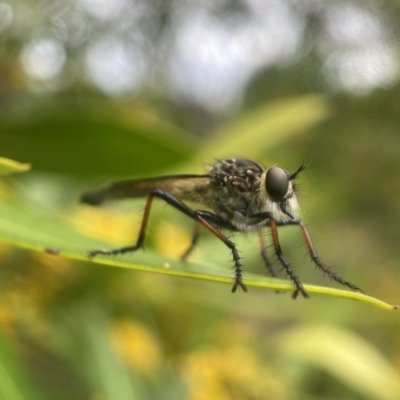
265;167;289;202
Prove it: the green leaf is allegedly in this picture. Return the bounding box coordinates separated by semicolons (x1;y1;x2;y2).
65;306;144;400
0;197;396;311
0;332;48;400
199;94;331;161
0;103;196;177
158;94;332;176
0;157;30;175
279;325;400;400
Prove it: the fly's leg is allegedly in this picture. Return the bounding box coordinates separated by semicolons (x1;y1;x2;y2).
181;224;201;261
258;232;281;294
192;210;245;293
287;220;364;294
181;213;242;261
248;213;309;299
258;232;278;278
87;186;155;257
269;218;309;299
250;214;364;297
88;189;247;293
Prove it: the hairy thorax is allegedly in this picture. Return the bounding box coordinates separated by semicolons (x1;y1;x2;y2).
208;159;266;229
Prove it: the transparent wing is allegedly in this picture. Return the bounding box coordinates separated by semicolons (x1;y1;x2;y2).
80;174;212;205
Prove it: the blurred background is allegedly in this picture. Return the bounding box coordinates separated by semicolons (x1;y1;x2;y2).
1;0;400;399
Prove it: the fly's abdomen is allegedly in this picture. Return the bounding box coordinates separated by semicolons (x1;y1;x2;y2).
80;175;212;206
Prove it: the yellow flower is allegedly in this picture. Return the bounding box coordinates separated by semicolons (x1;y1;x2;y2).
111;319;162;374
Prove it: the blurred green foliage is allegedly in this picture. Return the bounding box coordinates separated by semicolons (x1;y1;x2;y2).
0;1;400;400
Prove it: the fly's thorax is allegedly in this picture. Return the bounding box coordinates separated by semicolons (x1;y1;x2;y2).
170;177;214;204
209;159;265;218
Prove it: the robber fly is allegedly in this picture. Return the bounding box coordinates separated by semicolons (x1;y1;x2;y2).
81;158;363;299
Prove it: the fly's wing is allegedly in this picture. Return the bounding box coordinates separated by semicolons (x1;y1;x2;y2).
80;174;213;206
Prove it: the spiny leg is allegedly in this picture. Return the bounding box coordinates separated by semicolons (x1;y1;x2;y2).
258;232;281;294
181;223;201;261
268;218;309;299
193;210;246;293
87;188;155;258
258;232;278;278
266;218;364;294
87;189;247;293
248;213;309;299
296;221;364;293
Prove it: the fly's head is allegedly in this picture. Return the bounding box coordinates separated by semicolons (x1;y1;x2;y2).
262;164;308;219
